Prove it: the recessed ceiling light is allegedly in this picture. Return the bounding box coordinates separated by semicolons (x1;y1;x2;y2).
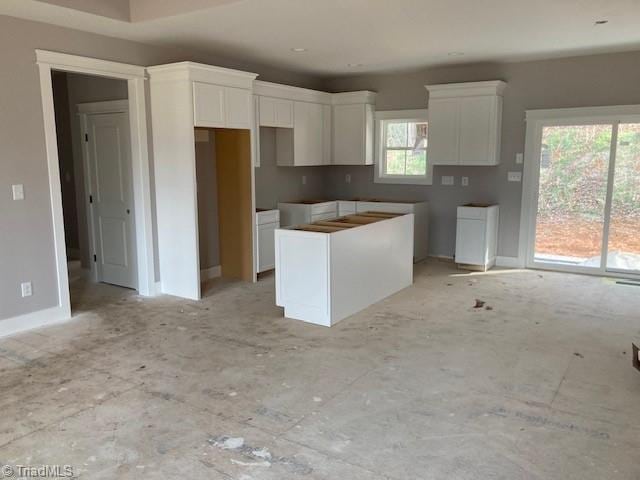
594;19;608;25
447;52;465;57
291;47;307;52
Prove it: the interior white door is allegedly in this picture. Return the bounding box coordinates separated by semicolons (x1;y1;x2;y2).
87;112;137;289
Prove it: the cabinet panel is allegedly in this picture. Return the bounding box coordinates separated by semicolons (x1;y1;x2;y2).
322;104;332;165
257;222;277;272
427;98;459;165
294;101;324;166
459;96;493;165
225;86;251;129
259;96;293;128
333;104;364;165
253;95;260;167
455;218;486;265
193;82;225;128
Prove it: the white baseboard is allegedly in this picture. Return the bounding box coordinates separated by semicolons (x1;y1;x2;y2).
0;305;70;339
496;256;525;268
201;265;222;281
429;254;454;262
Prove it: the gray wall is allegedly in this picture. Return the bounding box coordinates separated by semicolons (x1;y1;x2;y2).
195;130;220;270
254;127;326;209
324;51;640;258
0;14;322;321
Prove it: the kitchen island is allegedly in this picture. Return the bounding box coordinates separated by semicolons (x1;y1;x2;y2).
275;212;414;326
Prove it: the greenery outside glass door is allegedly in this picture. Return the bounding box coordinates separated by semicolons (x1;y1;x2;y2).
530;120;640;275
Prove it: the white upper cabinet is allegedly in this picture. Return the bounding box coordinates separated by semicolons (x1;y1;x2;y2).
193;82;225;127
276;101;325;166
259;96;294;128
332;91;376;165
225;86;252;129
322;104;332;165
426;81;506;166
193;81;252;130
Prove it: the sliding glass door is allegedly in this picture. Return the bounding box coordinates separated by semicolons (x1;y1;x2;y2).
606;123;640;274
525;112;640;277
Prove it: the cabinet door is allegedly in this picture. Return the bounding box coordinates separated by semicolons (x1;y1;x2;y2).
459;96;494;165
455;218;487;265
225;86;251;129
257;222;277;272
259;96;293;127
427;98;459;165
332;104;364;165
322;104;332;165
193;82;225;128
294;101;324;166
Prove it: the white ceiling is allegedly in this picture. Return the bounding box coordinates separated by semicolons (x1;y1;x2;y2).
2;0;640;76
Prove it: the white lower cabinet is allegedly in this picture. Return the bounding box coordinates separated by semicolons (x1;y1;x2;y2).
256;209;280;273
455;204;499;270
355;201;429;262
278;201;338;226
275;214;414;326
337;201;356;216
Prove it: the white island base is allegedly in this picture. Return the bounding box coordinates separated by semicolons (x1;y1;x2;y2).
275;212;414;327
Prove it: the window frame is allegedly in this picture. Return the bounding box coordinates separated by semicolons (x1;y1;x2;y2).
374;109;432;185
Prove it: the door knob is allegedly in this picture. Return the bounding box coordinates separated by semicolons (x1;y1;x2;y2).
126;209;130;214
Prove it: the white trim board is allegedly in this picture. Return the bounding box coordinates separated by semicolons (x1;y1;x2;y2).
0;306;70;339
35;49;157;328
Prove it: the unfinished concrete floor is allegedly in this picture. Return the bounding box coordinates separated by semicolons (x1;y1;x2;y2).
0;260;639;479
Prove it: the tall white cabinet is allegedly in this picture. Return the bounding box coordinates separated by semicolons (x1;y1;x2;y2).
148;62;258;300
426;81;506;166
332;91;376;165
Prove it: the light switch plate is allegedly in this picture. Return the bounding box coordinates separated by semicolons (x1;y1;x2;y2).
461;176;469;187
301;175;307;185
515;153;524;164
441;175;454;186
345;174;351;184
508;171;522;182
21;282;32;297
12;184;24;200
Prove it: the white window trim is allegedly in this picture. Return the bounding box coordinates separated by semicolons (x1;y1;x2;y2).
374;109;432;185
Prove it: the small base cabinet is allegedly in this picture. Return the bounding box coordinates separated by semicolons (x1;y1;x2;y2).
455;204;499;271
275;214;414;327
256;209;280;274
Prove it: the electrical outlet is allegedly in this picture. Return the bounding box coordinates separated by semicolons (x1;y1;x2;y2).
302;175;307;185
441;175;454;186
12;184;24;200
461;176;469;187
515;153;524;164
21;282;32;297
508;171;522;182
345;174;351;184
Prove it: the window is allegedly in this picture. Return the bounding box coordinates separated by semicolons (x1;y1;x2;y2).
375;109;432;185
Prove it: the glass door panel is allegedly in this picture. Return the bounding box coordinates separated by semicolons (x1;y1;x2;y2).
606;123;640;273
534;125;612;268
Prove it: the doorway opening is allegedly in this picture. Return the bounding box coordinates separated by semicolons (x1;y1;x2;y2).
37;50;155;323
51;71;136;312
522;106;640;277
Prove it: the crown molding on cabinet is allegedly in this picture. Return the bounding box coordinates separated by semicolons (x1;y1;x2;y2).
147;61;258;89
425;80;507;98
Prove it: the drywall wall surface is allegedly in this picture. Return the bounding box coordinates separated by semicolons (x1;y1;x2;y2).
66;72;128;268
195;129;220;270
324;51;640;258
254;127;326;209
0;14;322;322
